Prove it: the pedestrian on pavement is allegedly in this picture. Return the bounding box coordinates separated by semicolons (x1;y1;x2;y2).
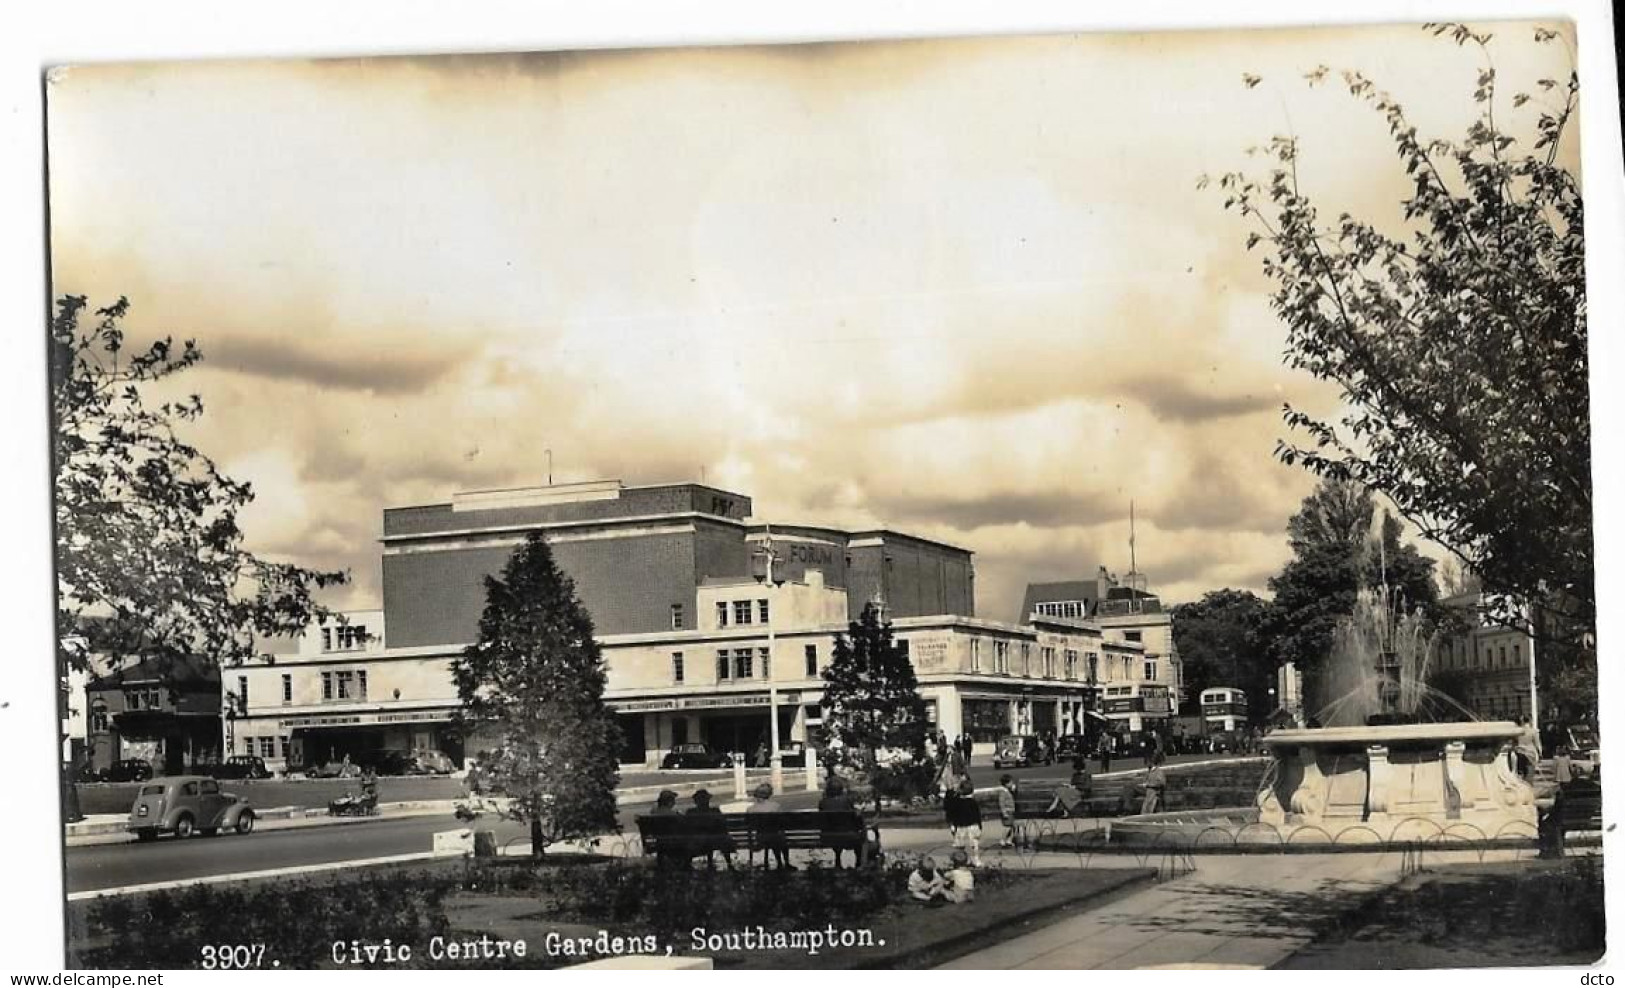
1554;746;1574;786
996;774;1019;848
944;777;984;866
1140;751;1168;815
1100;733;1113;774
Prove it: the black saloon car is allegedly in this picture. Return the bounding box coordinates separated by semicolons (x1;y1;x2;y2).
660;743;734;770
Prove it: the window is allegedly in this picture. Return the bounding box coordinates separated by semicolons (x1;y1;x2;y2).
321;672;334;701
971;638;982;673
733;648;754;680
279;736;291;759
1020;643;1031;676
336;670;356;700
994;641;1010;675
672;652;685;684
716;602;730;628
1124;630;1143;643
899;639;911;662
321;627;332;651
759;647;771;680
671;604;685;630
716;650;731;682
90;700;109;732
1087;652;1099;683
1144;660;1158;682
357;670;368;701
1513;643;1522;666
201;779;220;795
258;737;276;758
238;676;249;708
804;644;818;677
733;600;754;626
1066;649;1079;681
758;599;770;624
281;674;292;705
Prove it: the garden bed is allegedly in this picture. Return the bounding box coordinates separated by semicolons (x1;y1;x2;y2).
1277;855;1605;969
70;855;1154;970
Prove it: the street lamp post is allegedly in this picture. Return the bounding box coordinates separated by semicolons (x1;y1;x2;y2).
754;527;784;794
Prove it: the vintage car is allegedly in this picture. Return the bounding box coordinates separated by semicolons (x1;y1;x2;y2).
1567;726;1601;778
214;755;273;780
660;743;734;770
410;749;456;775
127;775;256;841
992;734;1053;769
99;758;154;783
303;759;362;779
1054;734;1092;759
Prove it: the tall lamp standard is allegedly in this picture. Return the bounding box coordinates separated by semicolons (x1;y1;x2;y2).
752;526;785;794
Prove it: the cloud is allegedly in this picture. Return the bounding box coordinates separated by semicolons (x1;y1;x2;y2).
43;23;1581;625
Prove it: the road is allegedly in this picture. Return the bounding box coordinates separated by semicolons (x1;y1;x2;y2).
65;753;1249;895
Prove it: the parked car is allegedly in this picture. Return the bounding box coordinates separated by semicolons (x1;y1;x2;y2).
212;755;273;780
410;749;456;775
1567;726;1600;778
660;743;734;770
100;759;154;783
355;749;418;776
1054;734;1091;759
127;775;256;841
993;735;1052;769
304;760;361;779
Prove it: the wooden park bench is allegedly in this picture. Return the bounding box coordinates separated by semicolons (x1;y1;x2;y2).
994;778;1140;846
635;811;881;868
1538;780;1603;857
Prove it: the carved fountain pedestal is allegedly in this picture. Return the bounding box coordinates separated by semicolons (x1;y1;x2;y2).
1256;721;1536;842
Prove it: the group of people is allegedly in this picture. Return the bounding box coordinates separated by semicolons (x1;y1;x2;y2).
908;851;976;906
646;777;873;871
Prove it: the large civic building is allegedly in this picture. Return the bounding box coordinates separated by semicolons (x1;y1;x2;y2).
231;480;1170;770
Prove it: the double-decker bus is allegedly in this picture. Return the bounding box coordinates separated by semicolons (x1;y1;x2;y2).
1200;687;1248;733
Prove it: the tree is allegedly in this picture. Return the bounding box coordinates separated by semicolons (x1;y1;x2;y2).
1256;479;1437;704
53;295;346;820
52;295;347;680
1170;589;1270;723
820;603;929;758
451;533;621;855
1211;24;1592;704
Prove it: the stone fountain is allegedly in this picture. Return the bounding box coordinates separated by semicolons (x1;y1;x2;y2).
1111;590;1537;847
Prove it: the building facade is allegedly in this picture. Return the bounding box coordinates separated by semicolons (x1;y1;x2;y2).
1022;567;1183;732
231;480;1168;769
84;657;222;776
1435;592;1537;723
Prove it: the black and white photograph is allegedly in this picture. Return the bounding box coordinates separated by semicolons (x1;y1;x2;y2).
7;0;1621;974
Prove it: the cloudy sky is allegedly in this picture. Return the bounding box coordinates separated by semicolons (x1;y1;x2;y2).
45;20;1580;621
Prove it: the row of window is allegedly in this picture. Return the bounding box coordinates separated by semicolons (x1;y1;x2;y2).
714;599;771;628
1035;600;1089;619
240;735;292;758
319;624;371;653
1443;638;1524;672
670;643;823;684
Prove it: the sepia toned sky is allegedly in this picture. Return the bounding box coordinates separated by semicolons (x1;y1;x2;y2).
45;21;1581;621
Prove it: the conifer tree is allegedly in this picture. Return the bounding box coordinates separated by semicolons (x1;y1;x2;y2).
820;602;929;758
452;533;621;855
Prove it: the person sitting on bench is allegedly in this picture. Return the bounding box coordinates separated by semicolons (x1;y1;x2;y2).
687;789;734;870
747;782;794;870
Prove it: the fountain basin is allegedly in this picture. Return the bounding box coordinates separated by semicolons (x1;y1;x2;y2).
1255;720;1535;840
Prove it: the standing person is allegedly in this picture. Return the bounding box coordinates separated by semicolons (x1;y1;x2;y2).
1554;746;1574;787
996;774;1019;848
746;782;793;870
1515;717;1540;781
944;778;984;867
961;733;974;764
1140;751;1168;815
1100;732;1114;774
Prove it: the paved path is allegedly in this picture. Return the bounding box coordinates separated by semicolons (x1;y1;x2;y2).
938;852;1397;969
